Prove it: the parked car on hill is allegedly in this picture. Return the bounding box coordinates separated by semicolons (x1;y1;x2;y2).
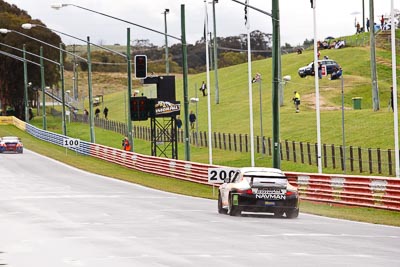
217;167;299;218
298;59;340;78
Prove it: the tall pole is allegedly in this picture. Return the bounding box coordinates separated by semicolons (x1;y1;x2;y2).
259;78;264;155
362;0;365;32
369;0;380;111
87;37;95;142
59;43;67;136
204;1;213;164
22;44;29;122
341;75;346;172
272;0;281;168
40;46;46;130
246;1;255;167
391;0;399;178
212;0;219;104
312;0;323;173
181;5;190;161
126;28;134;151
164;9;169;75
72;44;78;100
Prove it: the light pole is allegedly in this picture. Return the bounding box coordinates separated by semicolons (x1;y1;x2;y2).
40;47;47;129
362;0;365;32
369;0;379;111
212;0;219;104
311;1;322;173
163;8;170;75
51;3;191;161
22;45;29;122
390;0;399;178
255;74;264;155
341;75;346;172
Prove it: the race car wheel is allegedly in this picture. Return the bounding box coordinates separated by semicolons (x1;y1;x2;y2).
286;208;299;219
273;210;284;218
228;194;241;216
218;193;227;214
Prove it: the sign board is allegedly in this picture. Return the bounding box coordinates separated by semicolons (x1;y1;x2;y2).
63;138;80;148
154;100;180;117
208;167;240;184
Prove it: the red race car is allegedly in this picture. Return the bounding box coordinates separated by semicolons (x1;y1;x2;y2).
0;136;24;153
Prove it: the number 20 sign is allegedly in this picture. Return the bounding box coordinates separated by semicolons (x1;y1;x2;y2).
208;168;240;184
63;138;80;148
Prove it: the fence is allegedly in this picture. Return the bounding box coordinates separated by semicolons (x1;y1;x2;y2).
4;116;399;212
62;114;398;177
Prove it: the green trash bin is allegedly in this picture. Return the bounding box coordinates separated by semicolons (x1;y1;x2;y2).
352;97;362;110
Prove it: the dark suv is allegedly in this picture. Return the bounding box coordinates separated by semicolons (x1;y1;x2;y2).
298;59;340;78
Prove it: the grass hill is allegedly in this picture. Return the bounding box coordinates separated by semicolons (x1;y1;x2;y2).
63;36;399;152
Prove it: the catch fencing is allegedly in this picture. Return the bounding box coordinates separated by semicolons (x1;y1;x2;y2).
4;116;400;211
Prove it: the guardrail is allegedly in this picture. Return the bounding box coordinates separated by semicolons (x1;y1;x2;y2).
2;116;400;211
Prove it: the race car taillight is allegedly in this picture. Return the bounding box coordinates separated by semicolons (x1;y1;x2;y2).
236;189;253;194
286;191;297;196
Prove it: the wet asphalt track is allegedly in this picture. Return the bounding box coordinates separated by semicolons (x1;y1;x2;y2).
0;150;399;267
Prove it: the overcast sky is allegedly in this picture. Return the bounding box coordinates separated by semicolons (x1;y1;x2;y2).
3;0;399;47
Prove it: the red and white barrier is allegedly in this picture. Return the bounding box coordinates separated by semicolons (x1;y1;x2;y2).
89;143;400;211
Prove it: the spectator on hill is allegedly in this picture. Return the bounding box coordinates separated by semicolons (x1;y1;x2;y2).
366;18;370;32
330;67;343;80
95;108;100;118
122;137;131;151
189;111;196;129
292;91;301;113
318;62;322;79
28;108;34;121
199;81;207;97
103;107;109;119
83;109;89;122
176;116;182;129
381;15;385;30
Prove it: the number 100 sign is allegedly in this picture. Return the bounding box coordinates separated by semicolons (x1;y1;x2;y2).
208;168;239;184
63;138;80;148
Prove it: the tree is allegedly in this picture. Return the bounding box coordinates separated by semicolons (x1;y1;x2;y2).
0;0;62;120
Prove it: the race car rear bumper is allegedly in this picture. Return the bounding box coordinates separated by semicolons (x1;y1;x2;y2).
234;193;299;213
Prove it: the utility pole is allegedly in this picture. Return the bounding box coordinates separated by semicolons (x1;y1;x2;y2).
212;0;219;104
272;0;281;168
163;9;170;75
370;0;379;111
362;0;365;32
